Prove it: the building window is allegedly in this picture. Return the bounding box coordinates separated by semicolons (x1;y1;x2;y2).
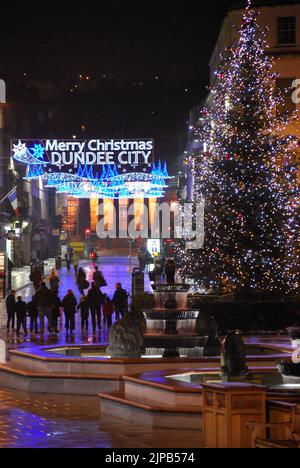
277;17;296;45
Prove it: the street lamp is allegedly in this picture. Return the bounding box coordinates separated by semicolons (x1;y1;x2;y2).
85;229;91;259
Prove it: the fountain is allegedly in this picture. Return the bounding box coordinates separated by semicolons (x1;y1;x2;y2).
143;261;217;358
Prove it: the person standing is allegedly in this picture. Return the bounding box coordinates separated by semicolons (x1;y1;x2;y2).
7;258;14;291
146;251;152;272
30;266;42;291
15;296;27;336
138;248;146;271
165;258;177;285
160;254;166;280
49;269;60;295
65;252;71;271
76;267;88;295
113;283;128;320
34;282;53;334
93;266;107;289
77;295;90;332
103;296;114;329
87;282;104;332
62;290;77;334
27;296;38;334
31;250;38;263
6;290;16;331
73;253;79;276
55;255;62;271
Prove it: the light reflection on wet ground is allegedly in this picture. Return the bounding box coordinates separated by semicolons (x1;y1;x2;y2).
0;389;202;448
0;258;152;351
0;259;203;448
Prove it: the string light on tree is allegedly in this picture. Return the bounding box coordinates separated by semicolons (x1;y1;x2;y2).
177;0;299;296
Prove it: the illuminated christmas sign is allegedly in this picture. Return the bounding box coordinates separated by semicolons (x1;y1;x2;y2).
11;139;172;199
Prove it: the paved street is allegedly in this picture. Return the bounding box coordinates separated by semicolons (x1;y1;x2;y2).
0;257;152;349
11;257;151;300
0;259;203;449
0;389;202;448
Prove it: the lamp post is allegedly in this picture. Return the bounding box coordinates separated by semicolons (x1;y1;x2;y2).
85;229;91;259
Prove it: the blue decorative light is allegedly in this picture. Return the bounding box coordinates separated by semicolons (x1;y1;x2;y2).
13;140;172;198
163;162;170;179
44;172;82;188
77;164;96;180
30;144;45;160
24;164;45;180
12;141;48;165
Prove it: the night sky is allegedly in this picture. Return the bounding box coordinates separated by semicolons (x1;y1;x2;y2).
0;1;235;166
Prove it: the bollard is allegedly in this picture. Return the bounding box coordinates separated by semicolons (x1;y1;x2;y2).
202;382;266;448
0;339;6;364
0;299;6;328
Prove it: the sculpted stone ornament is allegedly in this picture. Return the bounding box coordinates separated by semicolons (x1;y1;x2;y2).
0;339;5;364
107;313;145;359
277;344;300;381
220;331;249;381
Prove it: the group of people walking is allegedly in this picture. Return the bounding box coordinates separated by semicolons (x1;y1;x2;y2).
6;265;129;336
6;285;61;336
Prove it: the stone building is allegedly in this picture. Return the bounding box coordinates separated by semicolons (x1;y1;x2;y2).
0;79;58;265
184;0;300;199
209;0;300;177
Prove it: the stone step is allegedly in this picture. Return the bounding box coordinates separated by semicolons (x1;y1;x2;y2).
99;391;203;430
123;373;203;407
0;364;122;395
8;348;220;375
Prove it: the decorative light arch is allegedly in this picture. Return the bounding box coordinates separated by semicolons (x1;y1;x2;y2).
12;139;172;199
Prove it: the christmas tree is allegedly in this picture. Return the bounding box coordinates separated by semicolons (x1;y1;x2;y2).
178;1;299;296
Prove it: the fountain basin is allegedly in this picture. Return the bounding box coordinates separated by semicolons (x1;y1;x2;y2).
168;368;300;394
144;309;200;321
144;308;200;338
0;340;293;396
152;284;191;293
143;334;210;358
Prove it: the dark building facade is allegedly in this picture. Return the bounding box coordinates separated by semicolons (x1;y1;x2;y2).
0;78;59;265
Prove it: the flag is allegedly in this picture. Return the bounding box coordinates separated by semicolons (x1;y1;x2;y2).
8;188;20;217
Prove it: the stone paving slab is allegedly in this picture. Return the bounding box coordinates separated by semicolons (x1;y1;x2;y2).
0;258;201;449
13;257;151;302
0;389;202;448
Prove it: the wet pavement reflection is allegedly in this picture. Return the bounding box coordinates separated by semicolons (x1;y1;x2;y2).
0;258;152;351
0;258;201;448
0;389;202;448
